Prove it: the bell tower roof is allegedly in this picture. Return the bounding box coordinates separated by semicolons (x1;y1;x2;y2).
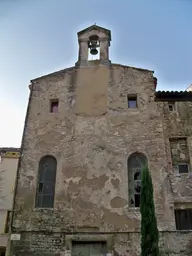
75;24;111;67
77;24;111;42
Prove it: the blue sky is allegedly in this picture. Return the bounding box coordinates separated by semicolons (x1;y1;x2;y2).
0;0;191;147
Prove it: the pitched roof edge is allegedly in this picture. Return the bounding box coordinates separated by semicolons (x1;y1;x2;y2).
30;66;75;83
30;63;154;83
156;90;192;94
77;24;111;41
186;84;192;91
112;63;154;73
155;90;192;101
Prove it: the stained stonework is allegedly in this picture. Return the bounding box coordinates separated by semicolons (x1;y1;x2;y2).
170;138;189;165
9;25;192;256
10;232;192;256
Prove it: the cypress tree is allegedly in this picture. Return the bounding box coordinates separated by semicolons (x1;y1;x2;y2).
140;166;159;256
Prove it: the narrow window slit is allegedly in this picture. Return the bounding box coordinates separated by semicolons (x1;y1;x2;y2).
38;182;43;193
50;100;59;113
127;95;137;108
168;102;175;112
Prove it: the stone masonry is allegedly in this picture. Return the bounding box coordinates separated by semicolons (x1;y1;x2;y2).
9;25;192;256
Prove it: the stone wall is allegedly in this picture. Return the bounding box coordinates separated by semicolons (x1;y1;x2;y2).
11;231;192;256
160;101;192;203
170;138;189;165
10;64;192;255
12;64;174;233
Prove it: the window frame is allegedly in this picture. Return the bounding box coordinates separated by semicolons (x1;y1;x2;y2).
35;155;57;209
50;99;59;113
128;153;147;208
175;208;192;230
127;95;137;109
178;163;189;174
168;102;176;112
4;210;11;233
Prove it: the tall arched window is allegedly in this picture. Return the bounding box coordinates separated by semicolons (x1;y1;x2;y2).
35;155;57;208
128;153;147;208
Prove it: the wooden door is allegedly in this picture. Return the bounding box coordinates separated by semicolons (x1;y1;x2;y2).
72;242;107;256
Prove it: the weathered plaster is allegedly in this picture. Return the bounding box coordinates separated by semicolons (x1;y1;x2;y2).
10;48;192;255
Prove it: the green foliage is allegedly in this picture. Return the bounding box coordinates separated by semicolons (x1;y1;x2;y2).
140;166;159;256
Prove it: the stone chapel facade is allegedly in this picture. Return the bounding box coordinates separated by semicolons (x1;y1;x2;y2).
9;25;192;256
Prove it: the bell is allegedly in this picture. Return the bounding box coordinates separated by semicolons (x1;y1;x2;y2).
90;47;98;55
89;35;99;55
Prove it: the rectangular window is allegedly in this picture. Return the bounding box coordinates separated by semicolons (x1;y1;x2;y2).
178;163;189;174
168;102;175;112
50;100;59;113
175;209;192;230
127;96;137;108
4;211;11;233
134;194;140;207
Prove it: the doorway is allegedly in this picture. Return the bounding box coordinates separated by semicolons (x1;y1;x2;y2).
0;247;6;256
72;241;107;256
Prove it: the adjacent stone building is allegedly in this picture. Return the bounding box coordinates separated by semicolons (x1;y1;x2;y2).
0;148;20;256
10;25;192;255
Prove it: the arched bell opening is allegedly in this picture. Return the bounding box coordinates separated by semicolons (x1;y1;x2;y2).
88;35;100;60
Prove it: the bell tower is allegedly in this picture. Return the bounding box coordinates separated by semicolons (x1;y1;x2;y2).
75;24;111;67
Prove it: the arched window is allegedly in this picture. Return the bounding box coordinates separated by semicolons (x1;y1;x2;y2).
128;153;147;208
35;155;57;208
